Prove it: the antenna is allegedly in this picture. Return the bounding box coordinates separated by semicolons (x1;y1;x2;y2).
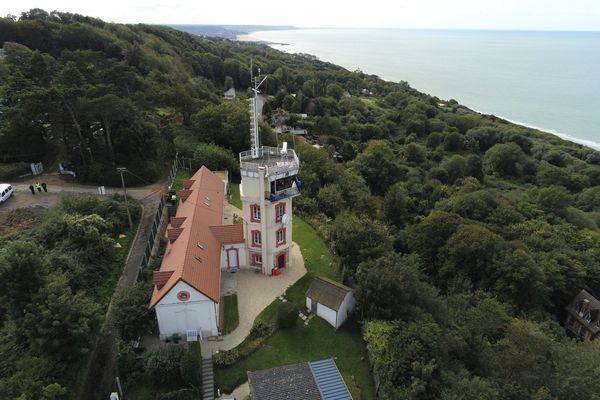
249;57;268;159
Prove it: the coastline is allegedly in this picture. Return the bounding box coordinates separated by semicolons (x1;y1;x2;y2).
236;33;288;46
241;30;600;153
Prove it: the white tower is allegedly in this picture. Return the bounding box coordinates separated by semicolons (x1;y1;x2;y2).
239;63;300;275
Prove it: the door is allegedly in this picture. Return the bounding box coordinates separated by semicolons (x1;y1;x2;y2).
277;253;286;269
311;299;318;314
227;248;239;272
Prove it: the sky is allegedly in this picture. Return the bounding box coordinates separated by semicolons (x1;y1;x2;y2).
2;0;600;31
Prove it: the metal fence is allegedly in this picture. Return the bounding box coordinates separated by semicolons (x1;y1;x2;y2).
139;155;193;275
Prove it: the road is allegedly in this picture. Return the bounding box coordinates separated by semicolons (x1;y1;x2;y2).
0;173;164;214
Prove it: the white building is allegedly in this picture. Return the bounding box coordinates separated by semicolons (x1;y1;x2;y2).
150;166;240;340
306;277;355;329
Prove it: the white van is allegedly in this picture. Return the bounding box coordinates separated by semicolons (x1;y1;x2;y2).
0;184;14;203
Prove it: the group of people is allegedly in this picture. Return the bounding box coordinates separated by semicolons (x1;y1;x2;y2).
28;182;48;194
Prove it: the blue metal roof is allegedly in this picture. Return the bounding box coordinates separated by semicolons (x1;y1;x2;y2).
309;358;353;400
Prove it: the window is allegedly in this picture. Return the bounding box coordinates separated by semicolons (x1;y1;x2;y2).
251;230;262;247
177;291;190;301
275;202;286;222
252;253;263;265
276;227;286;247
250;204;261;222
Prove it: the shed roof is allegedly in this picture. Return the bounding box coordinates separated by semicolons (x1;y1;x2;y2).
565;289;600;334
209;224;244;244
247;358;352;400
149;166;224;307
306;277;353;311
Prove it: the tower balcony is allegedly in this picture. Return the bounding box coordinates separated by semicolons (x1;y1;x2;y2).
268;185;300;202
239;146;299;181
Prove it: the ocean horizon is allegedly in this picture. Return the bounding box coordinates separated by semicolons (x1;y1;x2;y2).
241;28;600;150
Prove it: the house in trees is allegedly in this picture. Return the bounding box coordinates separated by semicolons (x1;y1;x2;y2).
565;289;600;340
223;87;236;100
306;277;355;329
247;358;353;400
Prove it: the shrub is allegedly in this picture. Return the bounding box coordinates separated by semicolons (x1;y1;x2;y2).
0;162;30;179
142;345;185;384
157;389;197;400
276;301;299;329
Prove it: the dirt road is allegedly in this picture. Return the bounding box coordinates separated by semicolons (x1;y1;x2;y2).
0;173;165;214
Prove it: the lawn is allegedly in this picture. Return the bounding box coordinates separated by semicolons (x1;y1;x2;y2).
223;294;239;334
215;213;375;399
229;182;243;209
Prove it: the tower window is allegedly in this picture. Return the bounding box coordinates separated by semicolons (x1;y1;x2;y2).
252;253;263;265
252;230;262;247
275;202;286;222
250;204;261;222
276;227;286;246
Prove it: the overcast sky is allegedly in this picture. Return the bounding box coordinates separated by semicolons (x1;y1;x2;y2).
2;0;600;31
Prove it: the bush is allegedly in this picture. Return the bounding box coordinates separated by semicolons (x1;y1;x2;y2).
0;162;29;179
157;389;198;400
276;301;298;329
142;345;185;384
180;342;202;388
214;320;275;367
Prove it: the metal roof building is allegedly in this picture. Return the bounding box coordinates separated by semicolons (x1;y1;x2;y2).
247;358;352;400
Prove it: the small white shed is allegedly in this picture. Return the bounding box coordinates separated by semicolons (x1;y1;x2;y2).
306;277;355;329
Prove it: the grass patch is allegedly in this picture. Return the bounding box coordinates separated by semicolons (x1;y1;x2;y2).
229;183;242;209
223;294;239;334
215;217;375;399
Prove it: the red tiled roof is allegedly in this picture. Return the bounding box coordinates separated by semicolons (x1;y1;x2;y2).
182;179;195;189
210;224;245;244
170;217;187;228
149;166;224;308
153;270;174;289
167;227;184;243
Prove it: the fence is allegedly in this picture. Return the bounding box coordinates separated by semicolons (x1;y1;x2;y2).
139;154;192;274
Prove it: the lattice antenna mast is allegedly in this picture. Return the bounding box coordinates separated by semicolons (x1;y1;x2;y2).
250;58;267;159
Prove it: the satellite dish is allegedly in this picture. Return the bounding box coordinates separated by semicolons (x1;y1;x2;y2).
281;214;290;225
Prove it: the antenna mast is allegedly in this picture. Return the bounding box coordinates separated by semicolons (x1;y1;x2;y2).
249;57;267;159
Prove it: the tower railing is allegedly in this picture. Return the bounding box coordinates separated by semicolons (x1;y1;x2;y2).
239;146;299;175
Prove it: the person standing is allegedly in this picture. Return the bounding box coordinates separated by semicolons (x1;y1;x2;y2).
41;182;47;192
29;184;35;195
35;182;42;192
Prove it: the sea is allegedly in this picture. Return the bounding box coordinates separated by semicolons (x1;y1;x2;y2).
242;29;600;150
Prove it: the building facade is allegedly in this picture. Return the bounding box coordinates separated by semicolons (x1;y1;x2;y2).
565;289;600;340
239;145;300;275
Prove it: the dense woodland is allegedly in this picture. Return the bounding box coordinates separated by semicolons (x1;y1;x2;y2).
3;9;600;399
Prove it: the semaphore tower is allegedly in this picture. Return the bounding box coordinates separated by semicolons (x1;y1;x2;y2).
239;61;300;275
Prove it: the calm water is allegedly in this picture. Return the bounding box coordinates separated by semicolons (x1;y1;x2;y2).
247;29;600;149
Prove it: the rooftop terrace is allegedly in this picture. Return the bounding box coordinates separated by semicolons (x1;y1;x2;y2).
239;146;299;179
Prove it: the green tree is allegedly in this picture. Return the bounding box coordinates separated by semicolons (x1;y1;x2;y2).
407;211;463;267
112;282;154;340
192;142;238;173
351;140;404;195
0;240;46;318
329;212;393;282
441;155;468;184
484;143;527;178
23;275;101;360
356;254;440;320
383;183;412;228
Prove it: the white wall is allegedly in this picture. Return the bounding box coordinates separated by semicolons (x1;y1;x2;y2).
219;243;248;270
335;292;356;329
317;302;338;328
156;281;219;339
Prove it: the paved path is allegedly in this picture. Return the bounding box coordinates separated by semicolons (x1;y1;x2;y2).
201;199;307;356
202;243;306;356
219;382;249;400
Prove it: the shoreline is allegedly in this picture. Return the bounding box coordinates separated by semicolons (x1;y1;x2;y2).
236;33;288;46
240;31;600;153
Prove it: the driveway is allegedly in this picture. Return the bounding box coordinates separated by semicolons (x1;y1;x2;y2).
202;242;306;356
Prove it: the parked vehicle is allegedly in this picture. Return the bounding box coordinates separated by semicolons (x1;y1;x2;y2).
58;162;76;178
0;183;14;203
